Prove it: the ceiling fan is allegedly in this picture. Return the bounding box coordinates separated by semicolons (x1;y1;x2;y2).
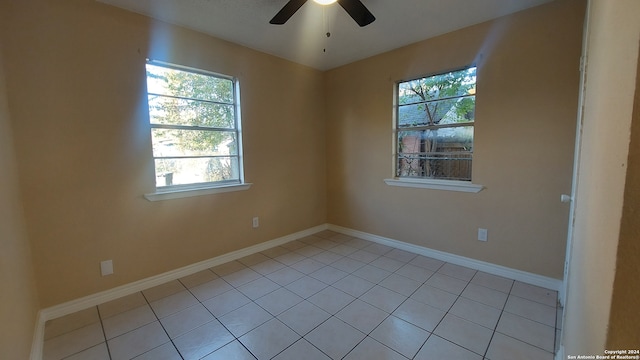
270;0;376;27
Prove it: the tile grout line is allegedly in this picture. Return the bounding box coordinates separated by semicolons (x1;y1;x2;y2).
181;274;255;359
503;292;561;328
381;258;446;359
206;255;342;360
94;305;114;360
491;281;559;358
139;286;186;360
254;238;403;359
281;241;390;358
481;278;516;359
338;250;452;359
431;268;485;358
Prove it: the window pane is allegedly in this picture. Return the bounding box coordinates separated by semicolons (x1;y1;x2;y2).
397;126;473;180
398;96;475;127
154;157;239;187
439;95;475;124
397;130;423;154
151;129;237;157
398;104;429;127
398;67;476;104
146;64;233;103
148;95;235;128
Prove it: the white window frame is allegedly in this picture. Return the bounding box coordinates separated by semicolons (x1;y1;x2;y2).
386;66;483;193
143;60;250;201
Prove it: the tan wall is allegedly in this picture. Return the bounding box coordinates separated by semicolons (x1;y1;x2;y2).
0;0;595;318
0;42;40;358
563;0;640;355
606;43;640;349
2;0;326;308
325;0;584;278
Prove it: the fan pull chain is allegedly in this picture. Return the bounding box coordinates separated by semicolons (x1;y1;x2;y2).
323;6;330;53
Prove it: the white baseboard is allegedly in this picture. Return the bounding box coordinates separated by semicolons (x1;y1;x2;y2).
30;224;328;359
32;222;563;359
328;224;563;292
30;311;45;360
334;225;567;358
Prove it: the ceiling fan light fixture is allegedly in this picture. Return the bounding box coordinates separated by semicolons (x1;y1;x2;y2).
313;0;338;5
271;0;375;27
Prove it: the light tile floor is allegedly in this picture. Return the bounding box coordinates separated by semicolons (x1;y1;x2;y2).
43;230;562;360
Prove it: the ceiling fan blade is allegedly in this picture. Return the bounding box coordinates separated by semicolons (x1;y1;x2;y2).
270;0;309;25
337;0;375;27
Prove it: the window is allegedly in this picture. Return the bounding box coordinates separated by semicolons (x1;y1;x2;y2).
395;66;476;182
145;61;244;193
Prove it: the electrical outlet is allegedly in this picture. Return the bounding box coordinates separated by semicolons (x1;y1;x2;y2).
252;217;259;228
478;228;488;242
100;260;113;276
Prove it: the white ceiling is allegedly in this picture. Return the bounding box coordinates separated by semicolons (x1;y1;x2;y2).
97;0;553;71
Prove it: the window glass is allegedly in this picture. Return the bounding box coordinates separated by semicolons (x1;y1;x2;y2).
396;67;476;181
146;61;243;188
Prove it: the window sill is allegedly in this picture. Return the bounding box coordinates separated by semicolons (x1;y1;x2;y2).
384;178;484;193
144;183;252;201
